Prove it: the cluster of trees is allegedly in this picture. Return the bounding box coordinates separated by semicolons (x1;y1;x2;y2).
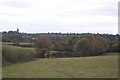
34;35;118;58
2;30;119;58
2;31;33;43
2;31;119;43
73;36;109;56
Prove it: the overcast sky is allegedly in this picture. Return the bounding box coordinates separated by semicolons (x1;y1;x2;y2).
0;0;118;34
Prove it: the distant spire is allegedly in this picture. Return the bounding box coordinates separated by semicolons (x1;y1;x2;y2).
17;29;19;33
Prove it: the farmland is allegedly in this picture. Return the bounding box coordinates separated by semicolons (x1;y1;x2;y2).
1;31;119;78
1;0;120;78
3;53;118;78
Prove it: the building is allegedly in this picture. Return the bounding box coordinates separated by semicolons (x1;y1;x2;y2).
17;29;19;33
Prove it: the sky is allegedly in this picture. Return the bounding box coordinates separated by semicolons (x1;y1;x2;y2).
0;0;118;34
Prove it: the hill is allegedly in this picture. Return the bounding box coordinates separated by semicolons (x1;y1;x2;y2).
3;54;118;78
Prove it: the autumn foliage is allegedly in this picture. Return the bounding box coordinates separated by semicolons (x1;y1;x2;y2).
73;36;109;56
35;36;51;58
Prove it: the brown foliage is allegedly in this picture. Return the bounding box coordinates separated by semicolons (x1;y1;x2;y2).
73;36;109;56
109;41;120;52
35;36;51;50
35;36;51;58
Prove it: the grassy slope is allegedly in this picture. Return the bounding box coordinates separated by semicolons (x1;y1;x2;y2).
2;45;36;66
3;54;118;78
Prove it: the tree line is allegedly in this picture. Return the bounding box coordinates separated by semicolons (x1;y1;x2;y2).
2;31;119;43
35;35;119;58
2;30;120;58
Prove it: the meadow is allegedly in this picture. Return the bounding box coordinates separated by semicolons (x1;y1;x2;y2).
2;43;118;78
1;21;119;78
3;53;118;78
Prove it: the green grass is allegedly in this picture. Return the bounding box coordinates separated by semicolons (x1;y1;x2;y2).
3;54;118;78
2;45;36;65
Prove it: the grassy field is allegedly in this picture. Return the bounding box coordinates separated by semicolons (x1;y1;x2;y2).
2;54;118;78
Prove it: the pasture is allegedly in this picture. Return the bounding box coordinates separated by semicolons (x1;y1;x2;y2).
3;54;118;78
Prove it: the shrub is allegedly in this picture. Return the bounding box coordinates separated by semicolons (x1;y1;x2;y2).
2;45;36;65
48;51;82;58
13;42;19;46
35;48;49;58
19;43;34;48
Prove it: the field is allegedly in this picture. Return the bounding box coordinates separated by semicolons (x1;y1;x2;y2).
3;54;118;78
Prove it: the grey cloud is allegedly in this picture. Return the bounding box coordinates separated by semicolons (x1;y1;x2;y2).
0;13;21;16
58;1;117;17
97;7;117;16
0;0;117;34
95;2;117;16
0;0;31;8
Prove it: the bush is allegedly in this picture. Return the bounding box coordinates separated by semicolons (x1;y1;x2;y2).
19;43;34;48
35;48;49;58
73;36;109;56
48;51;82;58
13;42;19;46
2;45;36;65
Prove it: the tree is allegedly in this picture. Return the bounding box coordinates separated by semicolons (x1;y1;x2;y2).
73;36;109;56
109;41;120;52
65;37;77;51
73;38;95;56
95;36;109;54
53;43;64;51
35;36;51;58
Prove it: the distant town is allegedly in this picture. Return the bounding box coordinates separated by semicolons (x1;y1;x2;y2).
1;29;119;43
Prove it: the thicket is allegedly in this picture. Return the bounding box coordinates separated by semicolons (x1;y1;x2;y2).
2;45;36;66
47;51;82;58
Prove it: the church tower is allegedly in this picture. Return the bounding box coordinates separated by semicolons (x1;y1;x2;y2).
17;29;19;33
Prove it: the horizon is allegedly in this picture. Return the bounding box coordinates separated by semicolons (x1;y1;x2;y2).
1;29;118;35
0;0;118;34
